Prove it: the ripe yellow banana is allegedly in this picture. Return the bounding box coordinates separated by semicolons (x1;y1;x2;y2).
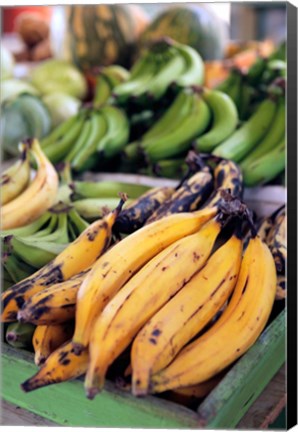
18;269;89;325
131;230;243;396
1;142;31;205
1;197;125;323
21;341;89;393
1;138;59;230
72;206;218;352
32;321;74;366
84;216;224;398
150;236;277;393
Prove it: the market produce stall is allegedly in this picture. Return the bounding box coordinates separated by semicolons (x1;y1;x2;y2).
1;3;287;428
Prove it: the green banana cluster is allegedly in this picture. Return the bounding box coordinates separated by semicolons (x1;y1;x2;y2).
124;85;239;169
1;204;89;287
215;41;286;121
41;104;130;172
113;38;204;105
93;65;130;108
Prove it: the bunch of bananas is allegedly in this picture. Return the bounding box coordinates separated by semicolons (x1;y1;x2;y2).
40;104;130;172
93;65;130;108
1;202;90;289
124;86;238;167
256;205;287;300
1;185;281;403
1;138;59;230
212;89;285;187
113;38;204;105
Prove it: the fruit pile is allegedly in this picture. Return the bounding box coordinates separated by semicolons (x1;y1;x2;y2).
29;38;286;188
1;139;286;405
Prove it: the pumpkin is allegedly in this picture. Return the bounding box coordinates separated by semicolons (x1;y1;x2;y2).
51;5;150;71
139;5;228;61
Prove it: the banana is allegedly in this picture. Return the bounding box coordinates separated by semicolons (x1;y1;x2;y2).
85;215;225;398
194;89;238;152
135;46;186;100
269;212;286;274
242;137;285;187
21;341;89;393
150;236;277;393
67;207;89;236
97;106;130;159
103;65;130;86
247;57;268;86
72;198;131;221
2;251;35;283
203;159;243;208
71;180;150;200
1;211;52;238
169;375;223;402
40;114;82;149
6;321;35;349
113;186;175;234
240;97;285;170
174;43;204;87
143;91;211;163
131;228;243;395
18;270;89;326
140;89;194;142
1;196;126;322
224;70;243;112
1;139;59;230
238;83;256;121
43;113;86;164
93;73;113;108
146;168;213;223
71;110;107;171
113;52;158;103
213;98;277;163
1;143;31;205
9;236;67;269
153;158;187;179
64;113;94;162
257;216;275;242
32;321;74;366
72;206;218;352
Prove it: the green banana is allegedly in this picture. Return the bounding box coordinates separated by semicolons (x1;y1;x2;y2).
174;43;204;87
1;211;52;238
141;88;195;143
97;106;130;159
68;207;90;236
72;198;132;220
40;114;82;149
71;180;150;200
6;322;35;349
93;74;113;108
65;113;93;162
241;97;285;170
153;158;188;179
113;53;158;103
194;89;238;152
213;97;278;163
28;212;69;244
10;236;67;269
247;57;268;86
238;83;256;121
143;91;211;163
243;137;285;187
224;70;243;112
71;111;107;171
43;113;86;164
136;47;186;100
2;252;35;283
28;213;58;239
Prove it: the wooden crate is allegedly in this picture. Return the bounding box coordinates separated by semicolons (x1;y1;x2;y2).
1;182;287;428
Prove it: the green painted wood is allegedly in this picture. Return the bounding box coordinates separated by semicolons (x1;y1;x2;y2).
196;308;286;429
1;346;199;428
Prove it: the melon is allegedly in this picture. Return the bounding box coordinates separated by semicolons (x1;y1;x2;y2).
51;5;150;71
139;5;228;61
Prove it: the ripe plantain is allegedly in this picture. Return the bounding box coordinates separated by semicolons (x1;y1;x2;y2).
150;235;277;393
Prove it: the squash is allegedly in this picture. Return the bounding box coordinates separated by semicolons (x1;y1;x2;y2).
139;5;228;61
51;5;150;71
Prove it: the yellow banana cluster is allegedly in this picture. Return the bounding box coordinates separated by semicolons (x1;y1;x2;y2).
1;187;279;403
1;139;59;230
